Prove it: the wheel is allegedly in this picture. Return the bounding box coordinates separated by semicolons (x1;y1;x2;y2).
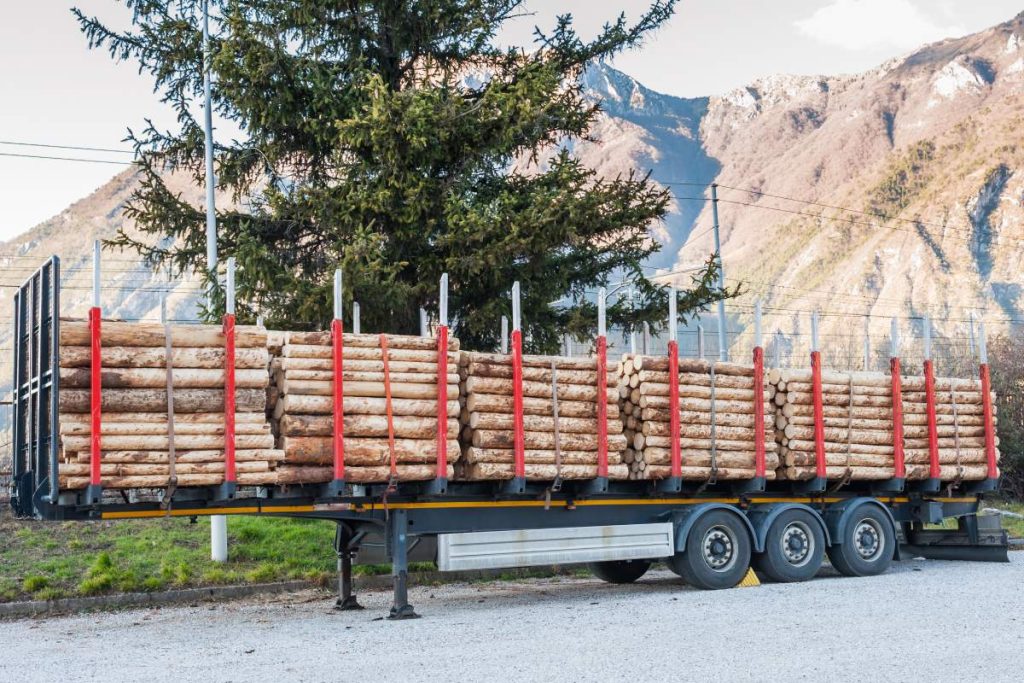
589;559;651;584
826;505;894;577
753;509;825;582
667;510;752;590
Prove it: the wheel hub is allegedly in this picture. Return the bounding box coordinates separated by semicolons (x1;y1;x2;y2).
702;526;736;571
781;522;812;566
854;519;883;560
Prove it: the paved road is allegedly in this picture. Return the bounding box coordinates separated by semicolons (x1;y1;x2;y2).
2;555;1022;682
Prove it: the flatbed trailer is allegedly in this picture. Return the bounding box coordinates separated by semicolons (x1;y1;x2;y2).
8;258;1009;619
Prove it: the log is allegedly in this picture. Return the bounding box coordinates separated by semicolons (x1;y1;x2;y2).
637;371;756;389
785;452;893;468
784;466;895;481
640;409;766;428
637;388;768;407
460;448;622;465
470;430;627;451
464;376;617;403
58;461;270;477
461;351;597;370
60;367;269;389
785;391;891;408
283;345;458;363
273;394;459;418
279;357;448;373
58;412;267;425
458;462;629;481
59;346;269;369
280;437;459;464
59;388;266;413
785;440;894;456
463;362;611;386
278;415;459;439
280;378;458;398
784;381;891;397
468;412;623;435
465;394;618;419
60;320;267;348
640;465;771;480
641;450;780;468
72;449;285;464
278;369;456;383
638;376;756;393
640;423;759;441
61;433;276;452
630;356;754;377
779;368;980;391
60;421;270;437
285;331;460;350
267;464;454;484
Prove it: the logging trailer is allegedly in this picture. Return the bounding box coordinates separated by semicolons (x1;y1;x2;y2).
7;257;1009;619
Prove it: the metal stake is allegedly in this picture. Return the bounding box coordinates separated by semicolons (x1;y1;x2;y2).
353;302;360;334
711;183;728;361
500;315;508;354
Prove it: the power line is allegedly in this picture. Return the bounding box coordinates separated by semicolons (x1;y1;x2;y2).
0;152;134;166
0;140;133;155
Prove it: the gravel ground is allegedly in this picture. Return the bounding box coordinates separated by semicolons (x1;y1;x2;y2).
2;555;1022;682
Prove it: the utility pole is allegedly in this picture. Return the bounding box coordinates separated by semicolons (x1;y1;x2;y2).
711;183;728;361
202;0;227;564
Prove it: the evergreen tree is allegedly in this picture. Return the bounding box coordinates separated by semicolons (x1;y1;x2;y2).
76;0;736;351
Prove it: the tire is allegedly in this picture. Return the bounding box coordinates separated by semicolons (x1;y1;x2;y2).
826;505;895;577
667;510;752;590
589;559;651;584
753;509;825;583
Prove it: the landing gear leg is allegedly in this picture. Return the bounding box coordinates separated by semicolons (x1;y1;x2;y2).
387;509;419;620
333;523;363;611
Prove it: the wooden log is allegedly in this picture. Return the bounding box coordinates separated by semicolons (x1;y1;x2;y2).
61;433;275;452
785;391;891;408
464;362;611;386
60;320;266;348
785;440;895;456
61;473;226;489
59;388;266;414
779;368;980;391
784;381;891;397
629;356;755;377
273;394;459;418
470;430;627;451
640;465;771;480
284;345;459;363
640;423;759;441
638;389;768;407
72;449;285;464
60;367;268;390
638;376;756;394
280;437;459;464
900;391;985;404
785;452;893;468
279;415;459;439
59;346;269;369
468;412;623;435
460;448;622;465
464;393;618;419
58;412;267;425
784;466;896;481
784;424;984;442
640;409;769;429
281;377;458;398
903;464;993;481
279;369;456;383
58;461;270;477
458;462;629;481
461;351;597;370
904;450;989;464
285;331;459;350
60;422;270;437
642;450;779;468
266;464;454;485
464;376;616;403
278;357;448;373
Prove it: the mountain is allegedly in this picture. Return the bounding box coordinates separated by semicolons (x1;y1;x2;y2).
3;11;1024;427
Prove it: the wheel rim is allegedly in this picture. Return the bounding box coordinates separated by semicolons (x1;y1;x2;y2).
779;521;814;567
853;518;885;561
701;525;737;572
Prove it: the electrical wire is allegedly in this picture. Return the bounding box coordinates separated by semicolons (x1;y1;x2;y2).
0;152;134;165
0;140;133;155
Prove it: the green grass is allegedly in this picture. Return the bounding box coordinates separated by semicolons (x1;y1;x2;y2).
0;512;341;603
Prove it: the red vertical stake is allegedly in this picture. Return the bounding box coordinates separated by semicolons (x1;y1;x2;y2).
752;346;766;479
979;363;997;480
810;350;826;480
89;307;102;487
332;318;345;481
667;341;682;478
595;336;608;479
890;357;905;479
222;314;237;483
511;329;525;479
923;359;940;480
436;326;449;479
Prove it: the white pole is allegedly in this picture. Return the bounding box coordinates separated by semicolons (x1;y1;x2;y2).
225;257;236;315
333;269;342;320
923;316;932;361
668;286;677;343
890;317;899;358
711;184;728;361
202;1;228;564
511;282;521;331
697;324;704;359
643;321;651;354
352;302;360;334
597;287;607;338
500;315;508;354
811;311;820;353
439;273;449;327
92;240;101;308
978;321;988;364
563;334;571;357
420;307;428;337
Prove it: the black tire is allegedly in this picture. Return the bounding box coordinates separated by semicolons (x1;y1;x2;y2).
589;559;652;584
826;505;894;577
753;508;825;583
667;510;752;590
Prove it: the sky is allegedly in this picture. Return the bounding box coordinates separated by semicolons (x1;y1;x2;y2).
0;0;1020;242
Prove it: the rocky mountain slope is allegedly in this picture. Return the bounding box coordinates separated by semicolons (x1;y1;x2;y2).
3;11;1023;430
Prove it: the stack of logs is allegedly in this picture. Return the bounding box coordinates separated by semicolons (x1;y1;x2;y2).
456;352;629;480
268;332;459;483
56;320;282;489
618;355;777;480
770;368;998;481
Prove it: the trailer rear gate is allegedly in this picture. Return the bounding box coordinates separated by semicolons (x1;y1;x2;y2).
7;257;1009;619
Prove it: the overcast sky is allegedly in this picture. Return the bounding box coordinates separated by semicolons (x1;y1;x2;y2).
1;0;1020;242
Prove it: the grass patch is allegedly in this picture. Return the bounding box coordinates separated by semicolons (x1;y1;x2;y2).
0;510;337;603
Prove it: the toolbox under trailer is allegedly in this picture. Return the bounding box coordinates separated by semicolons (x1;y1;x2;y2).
9;257;1009;619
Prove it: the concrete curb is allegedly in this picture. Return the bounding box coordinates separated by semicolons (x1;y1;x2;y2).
0;566;575;620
